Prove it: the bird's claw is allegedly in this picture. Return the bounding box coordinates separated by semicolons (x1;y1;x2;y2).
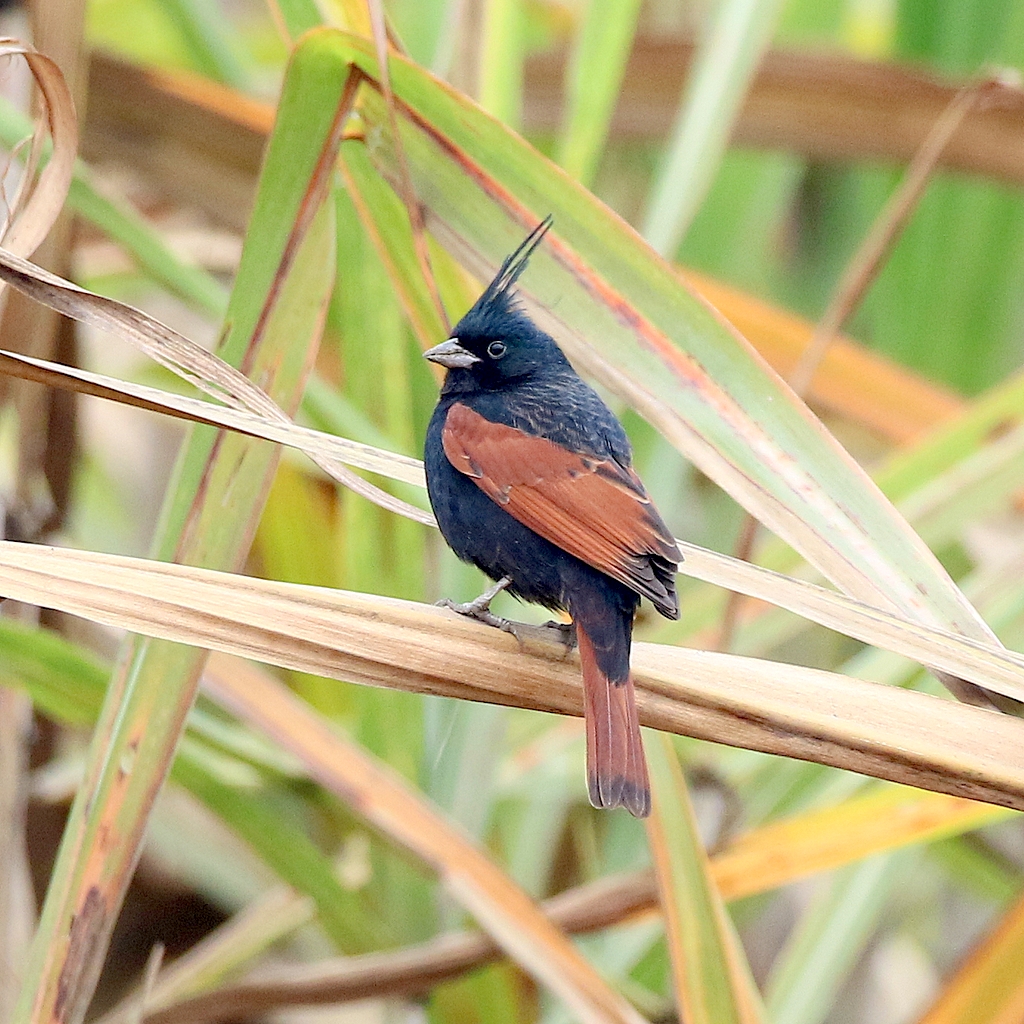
436;597;519;635
436;576;520;637
436;579;577;651
541;619;577;653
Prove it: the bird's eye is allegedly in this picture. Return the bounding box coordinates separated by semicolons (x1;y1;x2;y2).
487;341;507;359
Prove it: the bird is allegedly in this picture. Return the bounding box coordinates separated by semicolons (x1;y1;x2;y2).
423;217;681;818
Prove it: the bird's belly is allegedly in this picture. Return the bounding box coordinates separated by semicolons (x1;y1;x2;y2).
425;441;569;609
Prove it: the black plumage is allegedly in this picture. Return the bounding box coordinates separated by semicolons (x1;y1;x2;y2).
423;219;681;817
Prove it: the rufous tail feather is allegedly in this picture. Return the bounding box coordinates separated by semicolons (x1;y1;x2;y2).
577;622;651;818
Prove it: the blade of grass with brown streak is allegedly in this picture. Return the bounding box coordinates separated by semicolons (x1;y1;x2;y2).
0;542;1023;807
322;32;1003;682
11;33;350;1024
74;48;968;443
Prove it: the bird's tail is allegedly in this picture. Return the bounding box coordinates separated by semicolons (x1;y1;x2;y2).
576;615;651;819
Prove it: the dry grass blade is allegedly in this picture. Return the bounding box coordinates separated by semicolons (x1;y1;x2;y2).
2;315;1020;702
0;246;433;521
675;541;1024;705
202;659;647;1024
0;347;429;491
0;39;77;262
127;787;1004;1023
0;542;1022;807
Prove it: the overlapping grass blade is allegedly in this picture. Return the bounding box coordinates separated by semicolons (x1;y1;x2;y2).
12;32;348;1024
647;735;764;1024
318;32;1001;676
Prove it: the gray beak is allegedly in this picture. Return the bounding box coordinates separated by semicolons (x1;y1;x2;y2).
423;338;481;369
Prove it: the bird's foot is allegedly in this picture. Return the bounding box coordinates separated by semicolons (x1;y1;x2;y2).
436;576;519;635
541;619;577;653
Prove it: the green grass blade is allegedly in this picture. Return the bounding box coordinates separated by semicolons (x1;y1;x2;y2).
324;31;999;649
764;852;911;1024
0;619;107;726
647;734;764;1024
13;33;349;1024
557;0;642;187
479;0;525;128
641;0;788;255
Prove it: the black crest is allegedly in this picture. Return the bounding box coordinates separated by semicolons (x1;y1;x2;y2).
481;215;553;303
466;215;552;318
448;216;555;345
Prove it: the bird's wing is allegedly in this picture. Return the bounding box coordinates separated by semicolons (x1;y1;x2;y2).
442;402;680;612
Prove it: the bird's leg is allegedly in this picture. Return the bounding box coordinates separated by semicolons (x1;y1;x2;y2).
436;576;518;635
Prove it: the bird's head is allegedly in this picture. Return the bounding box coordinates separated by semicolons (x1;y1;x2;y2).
424;217;568;389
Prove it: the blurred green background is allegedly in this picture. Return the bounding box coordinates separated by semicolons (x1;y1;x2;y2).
4;1;1024;1022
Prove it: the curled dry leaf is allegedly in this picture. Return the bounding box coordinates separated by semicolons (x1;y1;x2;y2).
0;39;77;264
0;245;433;522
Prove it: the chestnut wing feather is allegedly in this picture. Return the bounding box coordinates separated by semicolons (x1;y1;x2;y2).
442;403;680;610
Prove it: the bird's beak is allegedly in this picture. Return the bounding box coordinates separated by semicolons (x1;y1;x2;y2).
423;338;481;369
